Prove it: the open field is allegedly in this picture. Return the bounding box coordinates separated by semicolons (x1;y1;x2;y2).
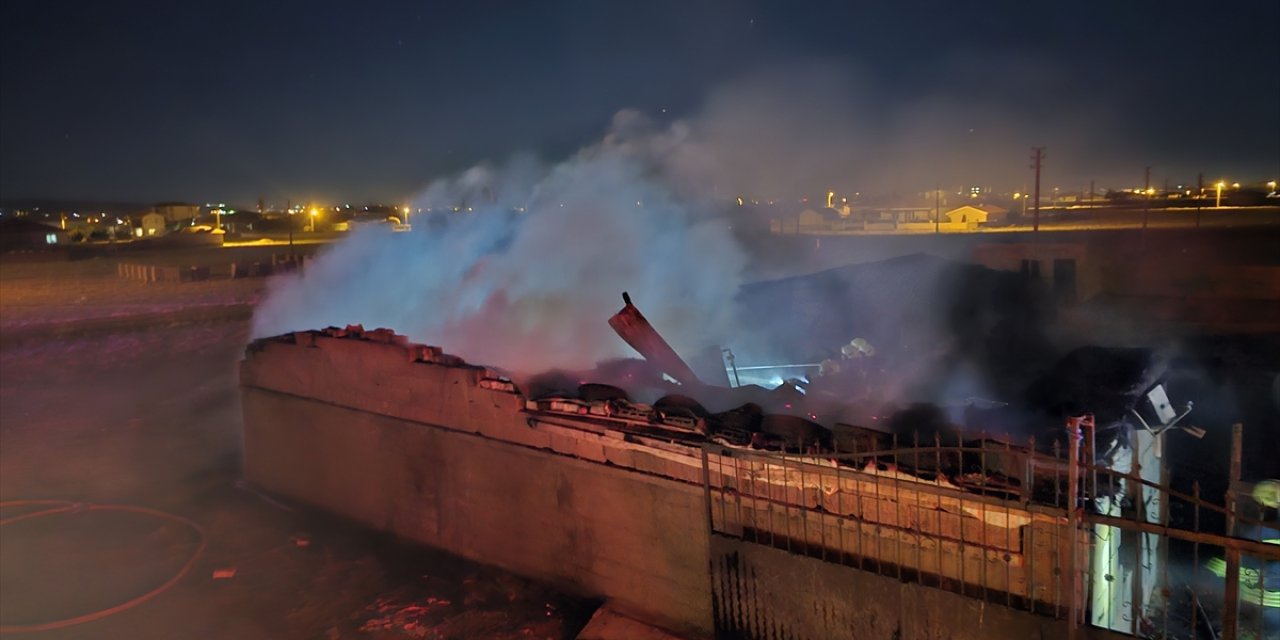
0;257;595;639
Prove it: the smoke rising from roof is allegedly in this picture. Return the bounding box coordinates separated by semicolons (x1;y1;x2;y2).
252;110;747;372
251;63;1132;374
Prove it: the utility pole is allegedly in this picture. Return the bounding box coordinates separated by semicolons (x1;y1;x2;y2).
1031;147;1045;232
1089;179;1095;208
1142;166;1152;230
934;186;940;234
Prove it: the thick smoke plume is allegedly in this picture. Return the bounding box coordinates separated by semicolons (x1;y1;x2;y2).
252;111;746;373
253;62;1130;376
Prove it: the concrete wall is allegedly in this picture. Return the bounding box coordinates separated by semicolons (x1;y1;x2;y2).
239;333;1100;639
710;535;1130;640
242;388;714;637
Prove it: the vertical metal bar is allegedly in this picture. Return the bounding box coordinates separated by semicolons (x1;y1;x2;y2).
781;454;791;554
1005;438;1014;607
799;453;810;557
854;432;865;570
1053;438;1063;617
980;435;990;602
873;438;883;576
1027;436;1038;611
1159;438;1171;640
734;453;749;543
700;445;715;536
1132;456;1145;635
818;457;829;563
716;447;728;536
893;431;903;581
1192;481;1201;639
1223;424;1243;640
957;431;968;597
1089;417;1098;512
1067;419;1081;638
915;431;924;586
1224;548;1241;640
935;432;945;591
836;453;846;565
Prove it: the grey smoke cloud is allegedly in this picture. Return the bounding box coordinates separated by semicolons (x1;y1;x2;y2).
252;110;747;372
252;61;1131;375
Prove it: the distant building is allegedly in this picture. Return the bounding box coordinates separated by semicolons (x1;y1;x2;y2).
0;217;68;250
944;204;1009;226
140;211;168;236
153;202;200;223
866;207;933;224
797;207;843;232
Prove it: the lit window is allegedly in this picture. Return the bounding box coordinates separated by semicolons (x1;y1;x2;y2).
45;233;57;244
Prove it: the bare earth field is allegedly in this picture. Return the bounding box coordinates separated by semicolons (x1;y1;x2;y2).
0;256;594;639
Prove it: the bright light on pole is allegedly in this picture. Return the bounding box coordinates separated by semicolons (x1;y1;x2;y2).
308;207;318;232
1215;181;1225;208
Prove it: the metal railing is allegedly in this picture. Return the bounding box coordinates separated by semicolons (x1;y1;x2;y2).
699;422;1279;639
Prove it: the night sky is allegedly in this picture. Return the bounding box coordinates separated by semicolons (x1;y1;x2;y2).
2;0;1277;204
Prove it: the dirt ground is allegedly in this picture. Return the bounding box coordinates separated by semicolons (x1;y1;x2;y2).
0;255;596;639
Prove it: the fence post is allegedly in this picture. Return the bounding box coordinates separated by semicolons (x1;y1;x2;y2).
1067;419;1081;637
1222;423;1243;640
701;445;714;537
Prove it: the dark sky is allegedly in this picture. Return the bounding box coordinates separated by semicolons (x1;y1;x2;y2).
2;0;1277;204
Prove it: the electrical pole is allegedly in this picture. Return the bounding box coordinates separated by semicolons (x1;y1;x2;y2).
934;186;940;234
1031;147;1045;232
1142;166;1151;230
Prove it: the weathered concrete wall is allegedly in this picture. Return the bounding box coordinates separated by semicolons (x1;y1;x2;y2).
239;332;1102;639
242;388;713;638
710;535;1130;640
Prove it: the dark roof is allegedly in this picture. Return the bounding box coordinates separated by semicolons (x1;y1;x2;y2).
736;252;1050;364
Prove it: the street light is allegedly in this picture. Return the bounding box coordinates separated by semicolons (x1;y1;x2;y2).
1215;181;1225;208
308;207;318;232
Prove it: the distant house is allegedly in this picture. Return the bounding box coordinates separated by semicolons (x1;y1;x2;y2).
0;217;68;250
944;204;1009;226
140;211;168;236
797;207;844;232
153;202;200;223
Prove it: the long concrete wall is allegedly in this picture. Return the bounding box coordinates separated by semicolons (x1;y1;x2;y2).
242;388;713;637
240;331;1130;639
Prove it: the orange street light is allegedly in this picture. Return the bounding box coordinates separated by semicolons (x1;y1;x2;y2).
1215;181;1225;208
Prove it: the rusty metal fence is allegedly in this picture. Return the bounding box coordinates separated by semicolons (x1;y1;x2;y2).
699;423;1279;639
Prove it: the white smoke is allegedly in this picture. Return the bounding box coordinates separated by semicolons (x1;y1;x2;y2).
252;61;1134;375
251;110;747;373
